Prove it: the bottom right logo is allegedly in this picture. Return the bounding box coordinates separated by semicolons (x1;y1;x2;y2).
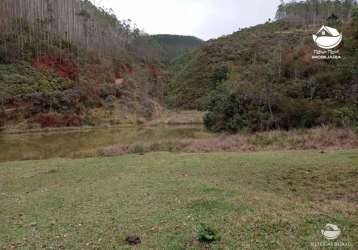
311;223;352;247
321;224;341;240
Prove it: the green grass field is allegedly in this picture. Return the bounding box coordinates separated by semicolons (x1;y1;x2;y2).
1;150;357;249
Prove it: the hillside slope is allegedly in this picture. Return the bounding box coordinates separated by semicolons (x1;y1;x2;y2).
0;0;165;128
151;34;204;62
167;2;358;131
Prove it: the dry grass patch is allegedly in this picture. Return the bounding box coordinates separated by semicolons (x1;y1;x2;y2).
93;127;358;158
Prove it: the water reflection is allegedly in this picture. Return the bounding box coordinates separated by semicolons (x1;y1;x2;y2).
0;125;212;162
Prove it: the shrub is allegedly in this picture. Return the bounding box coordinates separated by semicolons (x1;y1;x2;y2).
197;224;221;243
249;134;275;147
273;98;324;130
129;144;146;155
31;113;83;128
331;106;358;127
352;6;358;22
210;65;229;86
204;87;266;133
204;86;358;133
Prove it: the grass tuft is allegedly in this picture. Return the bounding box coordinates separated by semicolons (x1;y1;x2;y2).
197;224;221;243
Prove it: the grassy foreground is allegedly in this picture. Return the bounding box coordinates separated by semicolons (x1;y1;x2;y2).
0;150;357;249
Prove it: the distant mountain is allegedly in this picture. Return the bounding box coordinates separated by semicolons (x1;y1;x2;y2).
151;34;204;62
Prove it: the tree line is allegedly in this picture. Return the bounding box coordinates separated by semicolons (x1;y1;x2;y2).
0;0;159;63
276;0;357;25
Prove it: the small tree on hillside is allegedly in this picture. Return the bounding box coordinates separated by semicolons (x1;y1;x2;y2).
327;13;342;27
352;6;358;21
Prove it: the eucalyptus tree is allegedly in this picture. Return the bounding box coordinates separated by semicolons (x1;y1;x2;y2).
0;0;155;62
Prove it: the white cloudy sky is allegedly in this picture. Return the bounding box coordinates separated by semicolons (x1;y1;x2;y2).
97;0;281;40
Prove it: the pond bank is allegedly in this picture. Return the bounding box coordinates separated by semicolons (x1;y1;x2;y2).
0;124;213;162
0;110;205;135
90;127;358;157
1;125;357;162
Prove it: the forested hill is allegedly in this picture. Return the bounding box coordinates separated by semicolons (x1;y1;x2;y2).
0;0;160;62
0;0;164;128
151;35;204;62
276;0;356;24
167;0;358;132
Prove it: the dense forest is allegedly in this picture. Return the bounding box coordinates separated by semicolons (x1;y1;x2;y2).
168;0;358;132
0;0;160;62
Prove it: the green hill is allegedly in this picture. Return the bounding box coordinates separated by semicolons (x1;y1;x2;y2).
0;0;164;128
167;1;358;132
151;34;204;62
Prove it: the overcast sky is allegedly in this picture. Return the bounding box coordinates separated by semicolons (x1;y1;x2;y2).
98;0;281;40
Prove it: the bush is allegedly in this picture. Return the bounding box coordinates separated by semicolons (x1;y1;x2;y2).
249;134;275;146
31;113;83;128
129;144;146;155
352;6;358;22
204;87;266;133
197;224;221;243
210;65;229;86
272;98;324;130
331;106;358;127
204;86;357;133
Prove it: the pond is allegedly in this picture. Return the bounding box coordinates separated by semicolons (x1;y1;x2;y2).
0;125;214;162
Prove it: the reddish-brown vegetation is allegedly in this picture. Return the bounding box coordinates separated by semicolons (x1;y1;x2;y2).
32;56;79;80
115;64;127;78
115;64;133;78
147;64;160;78
113;63;135;86
31;113;83;128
